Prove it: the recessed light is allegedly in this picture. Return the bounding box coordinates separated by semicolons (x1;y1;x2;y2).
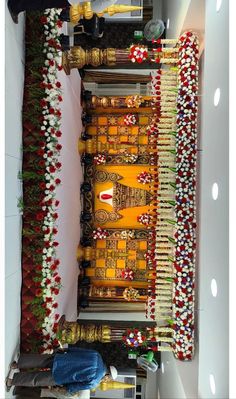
161;362;165;374
209;374;216;395
166;19;170;29
212;183;219;200
216;0;222;12
213;88;221;106
211;279;218;297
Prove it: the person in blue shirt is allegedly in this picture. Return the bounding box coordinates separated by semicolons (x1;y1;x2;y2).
6;348;118;394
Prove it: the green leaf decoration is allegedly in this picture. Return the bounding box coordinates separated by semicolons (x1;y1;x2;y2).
169;182;177;190
168;167;176;173
166;219;176;226
165;277;173;282
168;256;175;263
168;149;176;155
167;200;176;206
168;236;176;244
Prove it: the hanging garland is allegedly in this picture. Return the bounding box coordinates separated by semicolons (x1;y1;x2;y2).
129;45;148;63
137;171;153;185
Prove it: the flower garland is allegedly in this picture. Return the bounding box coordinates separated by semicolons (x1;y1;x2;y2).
137;171;153;185
124;113;137;126
93;154;106;165
172;31;199;361
122;329;147;347
137;213;152;226
121;268;135;281
129;45;148;63
36;8;64;353
92;227;109;240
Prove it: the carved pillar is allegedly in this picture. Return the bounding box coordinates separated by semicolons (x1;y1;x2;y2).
60;322;112;345
62;47;129;75
63;47;119;75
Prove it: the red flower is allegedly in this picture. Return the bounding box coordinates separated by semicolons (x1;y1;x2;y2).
39;160;45;168
53;213;58;220
55;313;60;320
49;108;55;114
55;130;62;137
54;259;60;266
49;185;55;192
58;96;63;102
58;65;63;71
54;276;61;283
45;278;51;285
37;149;44;156
40;16;48;24
56;144;62;151
36;212;44;221
46;308;51;316
55;162;62;169
52;287;60;295
55;178;61;185
40;99;47;108
50;264;57;271
55;200;60;206
49;166;56;173
56;82;61;88
52;303;58;309
53;241;59;247
46;297;52;303
49;60;55;66
57;20;63;28
36;288;43;297
39;182;46;190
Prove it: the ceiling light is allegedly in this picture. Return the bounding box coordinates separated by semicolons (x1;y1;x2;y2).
211;183;219;200
161;362;165;374
166;19;170;29
211;279;218;297
214;88;221;106
216;0;222;12
209;374;216;395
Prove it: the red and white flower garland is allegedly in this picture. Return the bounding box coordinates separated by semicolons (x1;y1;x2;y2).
137;213;152;226
137;171;153;185
122;329;147;347
92;227;109;240
94;154;106;165
172;31;199;360
121;268;135;281
129;45;148;64
38;8;64;352
124;113;137;126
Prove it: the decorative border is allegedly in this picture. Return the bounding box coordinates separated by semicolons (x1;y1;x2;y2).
21;9;63;353
172;31;199;360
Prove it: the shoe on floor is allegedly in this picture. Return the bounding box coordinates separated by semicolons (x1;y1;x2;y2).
7;1;18;24
5;375;13;392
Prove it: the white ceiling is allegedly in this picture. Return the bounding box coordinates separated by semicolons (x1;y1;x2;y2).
152;1;229;398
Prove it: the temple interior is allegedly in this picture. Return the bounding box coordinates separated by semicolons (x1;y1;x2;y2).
4;0;230;398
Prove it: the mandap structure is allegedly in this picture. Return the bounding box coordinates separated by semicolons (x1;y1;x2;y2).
77;32;199;361
19;9;198;363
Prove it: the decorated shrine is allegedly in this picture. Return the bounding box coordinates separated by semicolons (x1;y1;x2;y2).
74;32;198;362
11;5;199;397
